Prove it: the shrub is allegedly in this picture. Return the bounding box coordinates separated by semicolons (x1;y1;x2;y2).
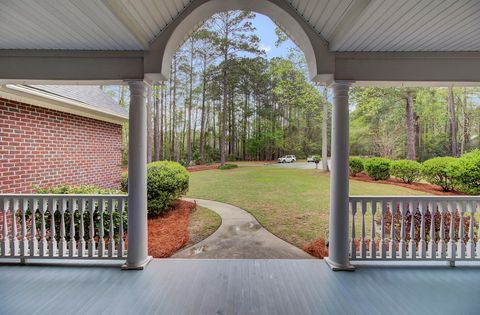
218;164;238;170
450;150;480;195
422;157;458;191
390;160;422;184
120;172;128;191
349;157;364;176
146;161;189;216
364;158;391;180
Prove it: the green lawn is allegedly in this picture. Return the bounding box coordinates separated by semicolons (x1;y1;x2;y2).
187;165;429;248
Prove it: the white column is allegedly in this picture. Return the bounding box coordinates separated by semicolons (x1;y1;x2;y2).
325;81;354;271
123;81;152;270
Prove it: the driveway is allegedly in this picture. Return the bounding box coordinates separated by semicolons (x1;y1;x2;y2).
271;160;331;170
173;198;313;259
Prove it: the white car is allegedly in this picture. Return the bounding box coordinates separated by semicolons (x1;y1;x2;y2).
278;155;296;163
307;155;316;163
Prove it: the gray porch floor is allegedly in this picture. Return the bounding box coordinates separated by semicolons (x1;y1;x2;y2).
1;259;479;315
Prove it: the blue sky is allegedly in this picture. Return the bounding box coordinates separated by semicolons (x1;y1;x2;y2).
250;13;297;59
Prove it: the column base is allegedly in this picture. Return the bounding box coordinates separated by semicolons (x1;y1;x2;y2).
324;257;355;271
121;256;153;270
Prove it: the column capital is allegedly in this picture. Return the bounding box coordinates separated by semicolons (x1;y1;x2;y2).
329;80;354;88
127;80;147;97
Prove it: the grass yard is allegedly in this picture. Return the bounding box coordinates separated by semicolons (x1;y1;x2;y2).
187;205;222;246
187;165;429;249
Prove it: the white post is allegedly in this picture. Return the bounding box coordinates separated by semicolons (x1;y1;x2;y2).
325;81;354;271
123;81;152;270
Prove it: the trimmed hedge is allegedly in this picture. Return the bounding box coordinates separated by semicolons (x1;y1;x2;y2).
364;158;391;180
218;163;238;170
421;157;457;191
122;161;190;216
451;150;480;194
349;157;364;176
390;160;422;184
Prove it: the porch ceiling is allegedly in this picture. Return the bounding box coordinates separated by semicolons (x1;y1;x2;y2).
1;0;479;53
1;0;480;84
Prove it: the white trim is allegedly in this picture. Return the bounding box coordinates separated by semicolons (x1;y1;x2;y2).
0;85;127;125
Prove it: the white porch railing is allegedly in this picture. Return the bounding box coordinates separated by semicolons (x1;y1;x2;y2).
0;194;127;260
349;196;480;263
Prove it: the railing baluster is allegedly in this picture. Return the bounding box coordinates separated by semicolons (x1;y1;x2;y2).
457;201;466;259
360;200;367;259
369;200;377;259
78;198;86;257
428;201;436;259
48;198;57;257
29;198;38;256
118;199;125;258
447;201;456;260
88;198;96;257
379;200;387;259
108;198;116;258
399;201;407;259
438;201;446;259
418;201;426;259
98;198;106;257
10;198;19;256
20;198;28;256
408;201;416;259
1;198;10;256
68;197;77;257
59;199;67;257
389;200;396;259
466;201;476;259
39;198;48;256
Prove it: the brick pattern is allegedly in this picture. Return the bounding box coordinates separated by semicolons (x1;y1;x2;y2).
0;97;124;193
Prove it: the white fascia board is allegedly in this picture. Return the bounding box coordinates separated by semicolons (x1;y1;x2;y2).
0;85;128;125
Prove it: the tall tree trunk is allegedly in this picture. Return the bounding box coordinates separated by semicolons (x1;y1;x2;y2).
460;88;468;155
448;86;458;156
171;55;177;161
160;83;165;160
154;85;160;161
187;39;194;166
199;54;207;163
406;91;416;160
146;85;153;163
321;86;329;171
220;52;228;166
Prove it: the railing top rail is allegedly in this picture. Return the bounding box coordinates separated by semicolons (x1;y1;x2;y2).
349;195;479;201
0;194;128;198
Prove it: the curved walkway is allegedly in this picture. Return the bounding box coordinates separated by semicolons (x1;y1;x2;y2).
173;198;313;259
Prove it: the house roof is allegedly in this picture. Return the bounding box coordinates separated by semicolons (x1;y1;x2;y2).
0;84;128;124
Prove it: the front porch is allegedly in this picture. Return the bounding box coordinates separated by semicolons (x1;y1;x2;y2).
1;259;479;314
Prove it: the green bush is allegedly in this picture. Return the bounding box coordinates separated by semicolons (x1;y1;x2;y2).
450;150;480;194
218;164;238;170
349;157;364;176
422;157;458;191
32;185;127;241
364;158;391;180
390;160;422;184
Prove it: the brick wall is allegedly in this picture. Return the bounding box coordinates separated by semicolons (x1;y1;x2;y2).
0;97;124;193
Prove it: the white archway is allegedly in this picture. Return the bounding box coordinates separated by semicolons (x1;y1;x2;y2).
145;0;334;82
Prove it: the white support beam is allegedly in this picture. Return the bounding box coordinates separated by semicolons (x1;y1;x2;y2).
102;0;151;50
325;81;354;271
0;50;144;84
335;51;480;84
328;0;372;51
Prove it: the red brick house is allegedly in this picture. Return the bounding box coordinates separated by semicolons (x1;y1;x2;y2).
0;85;127;193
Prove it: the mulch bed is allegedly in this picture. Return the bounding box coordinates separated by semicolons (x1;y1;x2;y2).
147;200;196;258
350;173;463;196
187;164;221;172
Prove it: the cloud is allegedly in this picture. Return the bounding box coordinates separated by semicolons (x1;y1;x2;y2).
260;45;271;52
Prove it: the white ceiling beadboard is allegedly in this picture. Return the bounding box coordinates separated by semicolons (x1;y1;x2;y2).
0;0;479;52
289;0;480;52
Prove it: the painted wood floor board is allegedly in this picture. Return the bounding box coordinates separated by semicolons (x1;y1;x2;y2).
1;259;480;315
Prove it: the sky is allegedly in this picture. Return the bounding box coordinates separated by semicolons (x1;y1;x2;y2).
250;13;297;59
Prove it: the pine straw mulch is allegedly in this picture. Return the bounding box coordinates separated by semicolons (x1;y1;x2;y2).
186;163;221;172
147;200;196;258
350;173;463;196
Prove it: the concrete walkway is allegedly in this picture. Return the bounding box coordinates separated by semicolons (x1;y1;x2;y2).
173;198;313;259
